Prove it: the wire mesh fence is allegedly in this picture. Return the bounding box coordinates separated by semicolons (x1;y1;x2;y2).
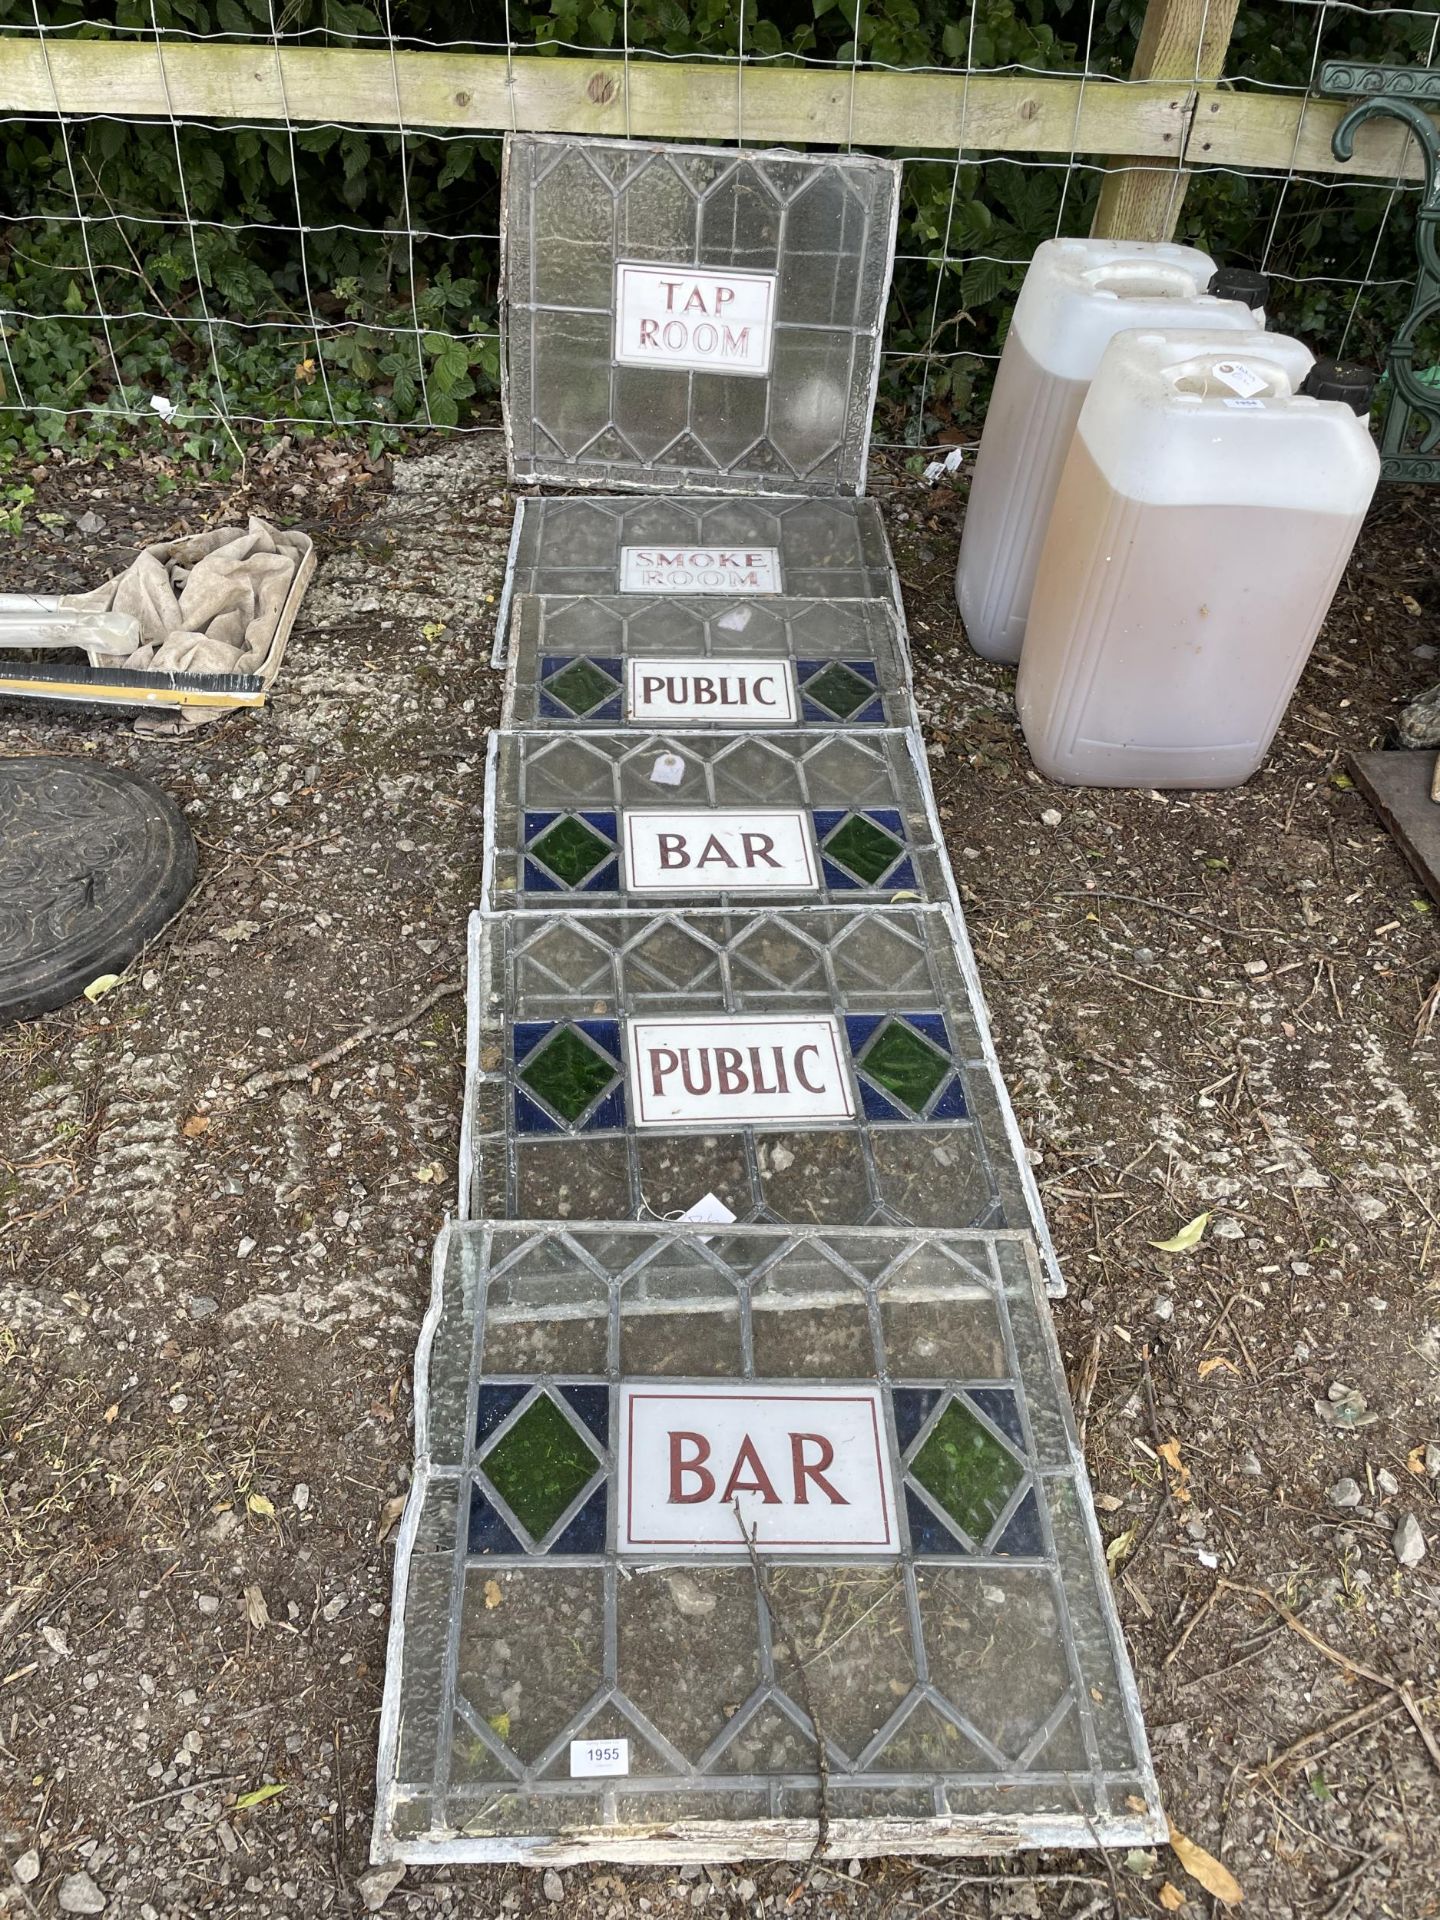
0;0;1435;462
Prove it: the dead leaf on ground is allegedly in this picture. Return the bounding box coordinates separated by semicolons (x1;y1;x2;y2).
83;974;120;1003
1407;1445;1428;1477
244;1585;269;1631
1157;1437;1193;1503
483;1579;502;1610
1159;1883;1188;1912
1106;1525;1136;1574
1198;1355;1239;1379
378;1493;407;1541
1150;1212;1211;1254
182;1114;210;1138
246;1492;276;1521
234;1783;286;1812
1169;1822;1244;1907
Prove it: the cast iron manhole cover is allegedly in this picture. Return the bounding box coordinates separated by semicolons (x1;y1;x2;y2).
0;755;197;1022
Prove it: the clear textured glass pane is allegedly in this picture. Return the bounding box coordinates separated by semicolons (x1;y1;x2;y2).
486;726;948;910
504;136;898;494
459;905;1039;1233
377;1223;1162;1861
502;496;899;618
503;592;911;728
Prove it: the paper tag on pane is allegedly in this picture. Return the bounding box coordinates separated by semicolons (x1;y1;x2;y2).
678;1191;737;1226
1211;360;1266;399
649;753;687;787
1223;397;1265;412
570;1737;630;1778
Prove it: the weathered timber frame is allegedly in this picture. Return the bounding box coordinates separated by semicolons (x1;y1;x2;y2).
0;38;1432;188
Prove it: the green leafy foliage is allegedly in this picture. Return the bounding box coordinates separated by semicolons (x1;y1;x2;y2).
0;0;1427;463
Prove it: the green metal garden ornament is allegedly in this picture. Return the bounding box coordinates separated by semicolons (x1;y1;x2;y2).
1325;60;1440;482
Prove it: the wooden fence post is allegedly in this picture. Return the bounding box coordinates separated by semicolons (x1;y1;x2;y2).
1091;0;1240;241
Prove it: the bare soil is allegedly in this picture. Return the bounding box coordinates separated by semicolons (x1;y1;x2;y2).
1;434;1437;1920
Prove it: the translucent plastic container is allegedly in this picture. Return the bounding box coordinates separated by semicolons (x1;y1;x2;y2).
1016;332;1381;789
955;239;1266;664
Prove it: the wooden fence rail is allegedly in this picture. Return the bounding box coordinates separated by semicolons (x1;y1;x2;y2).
0;37;1431;194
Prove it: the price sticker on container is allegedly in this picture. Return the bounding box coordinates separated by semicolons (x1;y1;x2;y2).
570;1737;630;1778
1211;360;1267;399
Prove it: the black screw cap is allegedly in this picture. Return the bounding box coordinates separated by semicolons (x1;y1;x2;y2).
1299;358;1376;414
1207;267;1270;310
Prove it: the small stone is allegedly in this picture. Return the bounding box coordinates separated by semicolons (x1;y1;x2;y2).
1427;1443;1440;1479
1152;1295;1174;1322
13;1851;40;1885
543;1869;565;1904
1315;1384;1377;1429
1377;1468;1399;1497
237;1237;257;1259
356;1865;406;1912
186;1296;219;1320
1394;1513;1426;1569
59;1872;106;1914
74;510;105;536
292;1483;310;1512
1327;1477;1362;1510
1039;808;1062;828
196;1595;220;1616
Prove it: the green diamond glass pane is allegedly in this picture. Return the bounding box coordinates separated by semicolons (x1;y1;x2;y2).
519;1026;616;1122
806;662;874;719
860;1019;949;1114
910;1398;1023;1545
824;813;904;885
532;815;612;886
482;1394;598;1538
546;657;616;716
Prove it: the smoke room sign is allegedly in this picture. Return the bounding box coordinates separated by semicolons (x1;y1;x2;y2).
618;546;782;593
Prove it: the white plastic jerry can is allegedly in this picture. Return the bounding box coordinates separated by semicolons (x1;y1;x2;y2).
1016;334;1381;790
955;238;1267;664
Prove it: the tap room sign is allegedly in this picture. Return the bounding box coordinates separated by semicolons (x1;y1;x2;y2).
614;265;777;377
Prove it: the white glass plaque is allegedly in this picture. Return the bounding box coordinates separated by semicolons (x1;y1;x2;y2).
618;1382;896;1554
614;264;776;376
625;658;797;725
626;1013;854;1127
618;546;782;594
622;809;818;893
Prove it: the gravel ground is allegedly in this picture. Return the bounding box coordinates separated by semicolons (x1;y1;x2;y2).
2;434;1438;1919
